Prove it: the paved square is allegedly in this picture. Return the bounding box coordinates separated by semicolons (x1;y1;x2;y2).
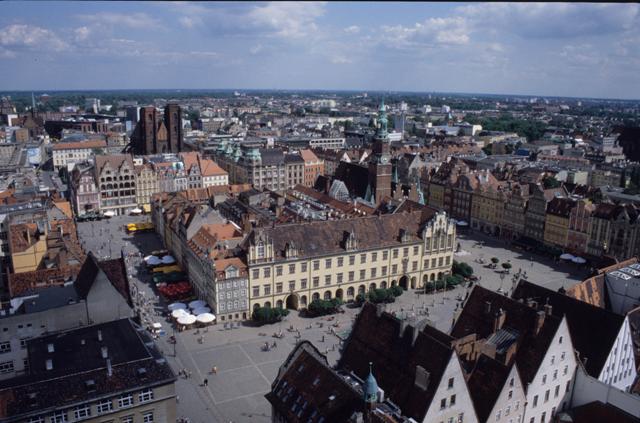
76;217;588;423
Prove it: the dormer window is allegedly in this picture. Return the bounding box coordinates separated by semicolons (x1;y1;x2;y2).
344;230;357;251
285;242;298;259
225;266;239;279
256;242;265;259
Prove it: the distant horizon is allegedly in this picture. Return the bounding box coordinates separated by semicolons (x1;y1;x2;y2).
1;87;638;103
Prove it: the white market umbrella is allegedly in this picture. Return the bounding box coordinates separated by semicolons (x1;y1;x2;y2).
162;255;176;264
131;208;143;214
103;210;116;217
192;307;211;315
177;314;196;325
189;300;207;309
171;309;188;319
146;256;162;266
196;313;216;324
144;255;154;262
456;220;469;226
560;253;575;260
168;302;187;311
572;256;587;264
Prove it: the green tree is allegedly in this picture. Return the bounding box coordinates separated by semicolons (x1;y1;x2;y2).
252;306;289;324
502;262;512;270
452;261;474;278
542;176;561;189
491;257;500;264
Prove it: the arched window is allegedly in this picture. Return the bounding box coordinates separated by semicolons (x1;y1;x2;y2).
323;291;331;300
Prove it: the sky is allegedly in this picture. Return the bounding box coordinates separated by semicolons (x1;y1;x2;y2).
0;2;639;99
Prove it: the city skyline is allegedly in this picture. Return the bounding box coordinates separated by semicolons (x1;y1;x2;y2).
1;2;639;100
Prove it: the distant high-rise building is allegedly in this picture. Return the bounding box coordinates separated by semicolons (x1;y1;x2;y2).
130;103;183;154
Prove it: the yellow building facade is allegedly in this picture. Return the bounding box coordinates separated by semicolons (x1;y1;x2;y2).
244;211;456;311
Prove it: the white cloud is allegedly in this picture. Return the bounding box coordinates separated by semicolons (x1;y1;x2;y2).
330;55;352;64
458;3;640;39
381;17;470;48
76;12;161;30
0;24;68;52
189;51;218;58
74;26;90;42
250;44;263;55
344;25;360;34
248;1;326;39
179;16;203;29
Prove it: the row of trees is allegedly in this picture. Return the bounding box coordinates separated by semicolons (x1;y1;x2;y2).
306;298;343;317
356;285;404;305
252;306;289;324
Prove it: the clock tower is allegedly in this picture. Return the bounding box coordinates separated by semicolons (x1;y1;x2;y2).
368;99;392;204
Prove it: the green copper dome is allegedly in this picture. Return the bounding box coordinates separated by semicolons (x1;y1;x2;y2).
363;362;379;403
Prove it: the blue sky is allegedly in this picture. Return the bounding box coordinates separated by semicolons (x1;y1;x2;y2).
0;2;639;99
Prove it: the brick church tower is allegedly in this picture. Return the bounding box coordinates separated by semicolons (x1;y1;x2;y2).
131;103;182;155
367;99;392;205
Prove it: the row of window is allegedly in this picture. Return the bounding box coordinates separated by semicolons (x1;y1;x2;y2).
252;256;451;280
28;390;154;423
531;381;570;409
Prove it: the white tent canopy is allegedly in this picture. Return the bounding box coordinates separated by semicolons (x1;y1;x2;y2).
152;322;162;330
162;255;176;265
103;210;116;217
560;253;575;260
456;220;469;226
131;208;143;214
196;313;216;324
192;307;211;315
177;314;196;325
168;302;187;311
189;300;207;309
146;256;162;266
171;309;188;319
572;256;587;264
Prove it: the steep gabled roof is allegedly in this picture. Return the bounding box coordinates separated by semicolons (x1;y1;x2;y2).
73;252;131;306
266;341;360;423
466;355;515;423
339;303;456;421
512;279;624;378
451;285;562;385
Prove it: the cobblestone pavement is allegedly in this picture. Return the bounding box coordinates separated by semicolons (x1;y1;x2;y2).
76;218;587;423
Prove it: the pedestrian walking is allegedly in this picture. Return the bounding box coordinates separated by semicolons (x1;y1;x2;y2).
203;378;208;386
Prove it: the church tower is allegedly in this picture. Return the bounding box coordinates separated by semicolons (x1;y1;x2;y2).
368;100;392;205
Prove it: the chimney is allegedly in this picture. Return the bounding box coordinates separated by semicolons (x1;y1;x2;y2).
106;359;112;377
101;346;108;359
493;308;507;333
534;310;546;335
45;359;53;370
484;301;492;315
97;330;103;342
414;366;430;390
544;303;553;316
526;299;537;310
